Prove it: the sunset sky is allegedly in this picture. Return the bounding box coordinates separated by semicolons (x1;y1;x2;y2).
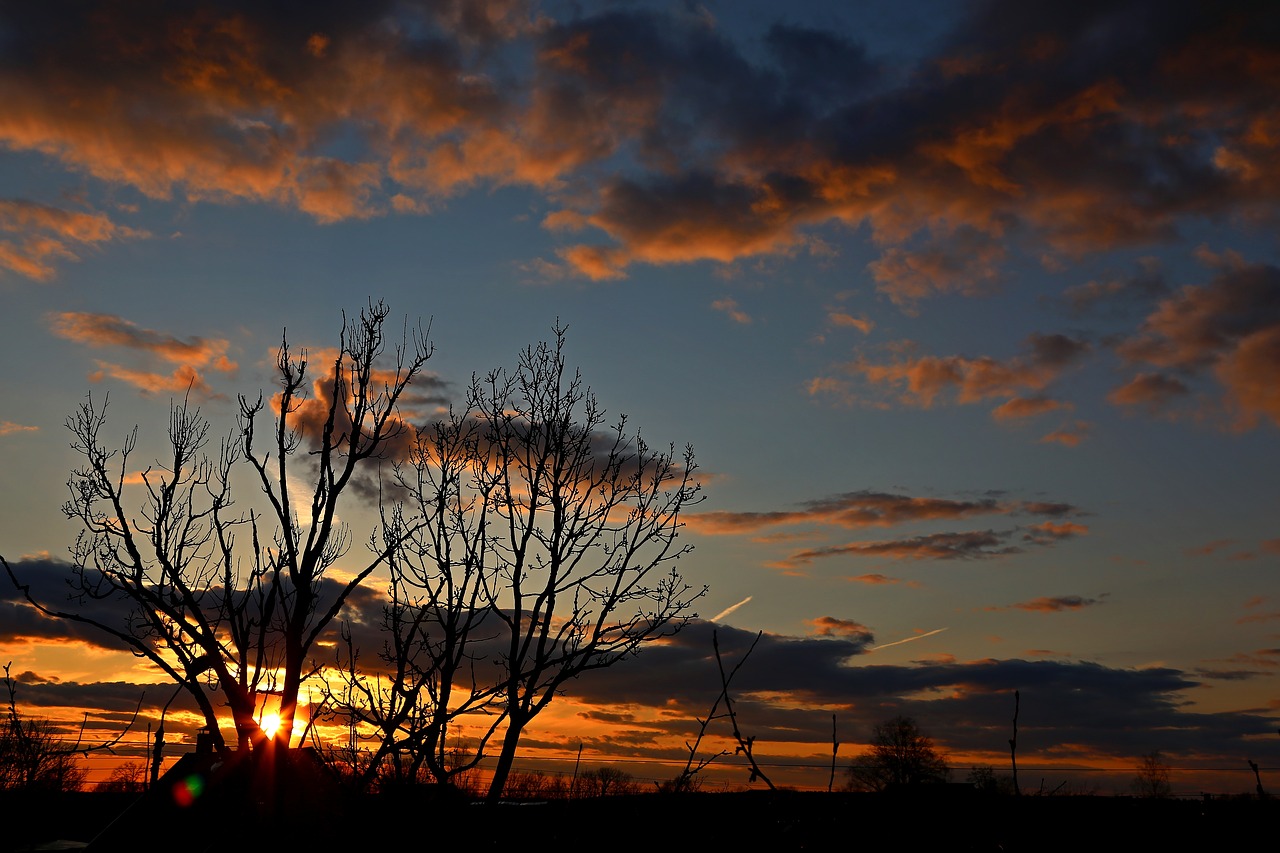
1;0;1278;793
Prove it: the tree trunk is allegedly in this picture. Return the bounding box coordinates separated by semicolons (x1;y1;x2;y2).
485;714;527;802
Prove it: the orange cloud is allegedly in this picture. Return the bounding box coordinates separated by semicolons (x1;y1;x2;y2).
89;361;214;397
814;333;1089;413
0;199;147;281
849;573;901;585
1023;521;1089;544
827;311;874;334
1186;539;1234;557
807;616;873;639
1115;261;1280;427
50;312;237;372
1039;420;1092;447
711;297;752;325
3;1;1276;293
991;396;1072;421
0;421;39;436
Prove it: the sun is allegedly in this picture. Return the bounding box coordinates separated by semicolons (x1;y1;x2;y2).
261;713;281;739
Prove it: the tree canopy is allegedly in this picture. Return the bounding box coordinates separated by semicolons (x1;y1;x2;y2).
848;715;949;791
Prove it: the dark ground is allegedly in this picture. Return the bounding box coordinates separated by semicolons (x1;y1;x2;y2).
5;785;1277;853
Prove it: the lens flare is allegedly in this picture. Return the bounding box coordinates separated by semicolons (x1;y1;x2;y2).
172;774;204;807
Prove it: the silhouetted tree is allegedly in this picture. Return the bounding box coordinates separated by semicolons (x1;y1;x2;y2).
5;302;431;754
452;328;705;801
0;715;87;792
0;663;133;792
1131;751;1172;797
576;766;639;797
317;406;513;791
967;764;1017;795
847;716;949;791
95;761;147;793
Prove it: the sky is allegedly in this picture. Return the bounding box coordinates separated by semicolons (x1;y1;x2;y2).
1;0;1278;794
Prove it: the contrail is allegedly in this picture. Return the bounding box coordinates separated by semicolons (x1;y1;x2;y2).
867;626;948;651
710;596;752;623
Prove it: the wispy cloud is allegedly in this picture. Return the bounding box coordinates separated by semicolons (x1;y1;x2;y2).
868;627;949;651
810;333;1090;415
710;596;752;623
687;489;1079;535
987;595;1107;613
0;199;147;282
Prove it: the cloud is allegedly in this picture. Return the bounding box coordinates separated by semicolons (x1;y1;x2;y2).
988;595;1106;613
1039;420;1092;446
49;312;235;370
686;489;1080;536
766;516;1086;571
1057;257;1168;316
0;199;148;282
826;311;874;334
773;530;1023;568
50;311;239;397
1114;260;1280;427
991;396;1072;421
1107;372;1190;411
1186;539;1235;557
806;616;874;640
563;621;1280;762
813;333;1090;413
848;573;909;586
1;2;1273;288
89;361;215;397
869;627;949;651
710;297;752;324
0;421;39;436
710;596;752;623
1022;520;1089;544
867;229;1005;305
533;2;1280;287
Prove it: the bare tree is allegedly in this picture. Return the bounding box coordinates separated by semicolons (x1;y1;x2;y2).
1;662;137;792
316;408;512;791
96;761;148;793
576;766;638;797
847;716;950;791
5;302;431;754
429;327;705;801
1131;750;1172;798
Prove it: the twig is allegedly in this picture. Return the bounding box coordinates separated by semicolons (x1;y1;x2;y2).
714;630;774;790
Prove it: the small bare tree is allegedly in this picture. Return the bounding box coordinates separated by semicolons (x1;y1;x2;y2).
1132;751;1173;798
5;302;431;754
1;662;139;792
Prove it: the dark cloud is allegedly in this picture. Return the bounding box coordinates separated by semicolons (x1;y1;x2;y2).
1;558;140;650
3;1;1275;299
562;620;1280;762
775;530;1023;569
1056;258;1169;317
687;489;1081;535
987;594;1106;613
